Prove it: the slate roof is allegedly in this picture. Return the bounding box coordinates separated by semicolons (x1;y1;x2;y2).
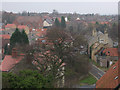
45;19;52;24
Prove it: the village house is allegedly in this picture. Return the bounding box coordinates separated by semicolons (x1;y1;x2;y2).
90;42;109;62
0;47;65;87
96;60;120;89
5;24;16;30
2;28;15;36
43;19;53;28
90;41;118;68
28;28;47;44
0;48;24;72
88;28;113;61
3;24;17;36
88;28;113;49
96;48;118;68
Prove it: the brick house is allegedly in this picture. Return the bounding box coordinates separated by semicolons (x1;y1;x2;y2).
96;60;120;89
0;48;24;72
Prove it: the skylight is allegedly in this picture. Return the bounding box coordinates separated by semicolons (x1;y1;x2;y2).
113;66;116;69
114;76;118;80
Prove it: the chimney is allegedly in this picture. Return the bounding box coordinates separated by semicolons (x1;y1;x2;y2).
12;48;17;58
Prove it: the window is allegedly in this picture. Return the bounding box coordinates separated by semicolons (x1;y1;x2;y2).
113;66;116;69
114;76;118;80
42;40;46;43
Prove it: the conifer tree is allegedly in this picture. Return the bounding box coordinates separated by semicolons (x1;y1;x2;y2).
61;16;66;28
54;18;60;27
10;28;29;47
10;28;22;47
21;30;29;44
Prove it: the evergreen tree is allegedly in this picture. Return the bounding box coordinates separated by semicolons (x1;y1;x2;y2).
4;44;8;55
10;28;22;47
96;21;99;25
54;18;60;27
61;16;66;28
21;30;29;44
10;28;29;47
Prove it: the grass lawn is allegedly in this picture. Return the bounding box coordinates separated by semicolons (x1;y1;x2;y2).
79;74;97;85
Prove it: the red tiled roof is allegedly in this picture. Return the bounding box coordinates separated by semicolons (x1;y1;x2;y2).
36;29;47;37
0;29;5;31
103;48;118;56
5;24;16;28
100;22;109;25
0;35;10;39
96;60;120;88
0;55;23;71
17;25;28;30
90;21;96;24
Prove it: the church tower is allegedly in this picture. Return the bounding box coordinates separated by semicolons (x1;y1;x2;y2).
92;28;97;37
104;28;108;44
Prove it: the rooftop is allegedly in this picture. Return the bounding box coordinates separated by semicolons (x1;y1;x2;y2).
5;24;16;28
103;48;118;57
17;25;28;30
0;55;24;72
0;34;10;39
96;60;120;88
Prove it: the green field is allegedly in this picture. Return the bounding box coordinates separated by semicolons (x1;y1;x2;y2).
80;74;97;85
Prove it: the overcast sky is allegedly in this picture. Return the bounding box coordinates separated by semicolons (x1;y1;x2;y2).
2;1;118;15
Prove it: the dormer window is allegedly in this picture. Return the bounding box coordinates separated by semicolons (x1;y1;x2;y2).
114;76;118;80
113;66;116;69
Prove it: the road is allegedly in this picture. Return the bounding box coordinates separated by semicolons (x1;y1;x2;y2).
89;64;105;80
